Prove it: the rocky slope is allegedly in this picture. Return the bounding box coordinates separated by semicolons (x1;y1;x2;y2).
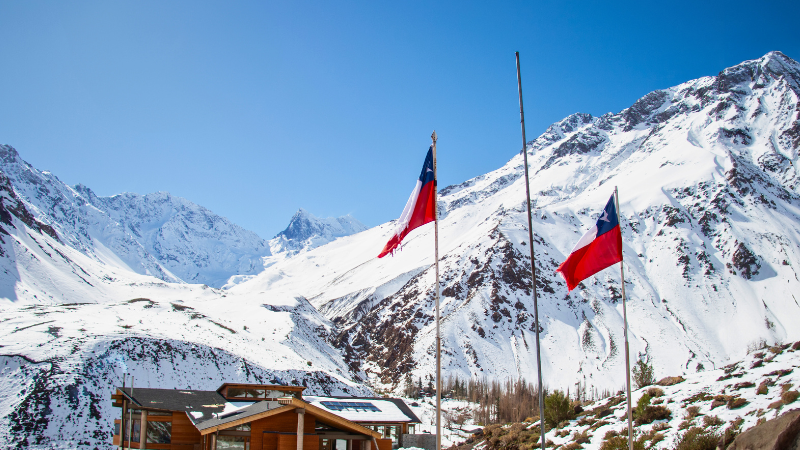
234;51;800;394
456;340;800;450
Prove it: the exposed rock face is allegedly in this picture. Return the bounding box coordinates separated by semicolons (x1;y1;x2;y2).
727;408;800;450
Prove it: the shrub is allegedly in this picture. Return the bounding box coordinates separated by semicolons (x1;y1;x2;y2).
782;382;794;393
543;390;574;428
645;387;664;397
637;405;671;425
782;390;799;405
561;443;582;450
652;422;670;431
633;393;651;419
576;416;595;427
747;338;767;354
685;406;701;420
792;341;800;351
674;427;720;450
682;392;712;404
572;430;590;444
702;415;723;427
768;400;783;410
757;380;769;395
599;436;644;450
632;359;655;389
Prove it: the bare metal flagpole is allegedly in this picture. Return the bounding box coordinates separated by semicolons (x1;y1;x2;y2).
615;186;634;450
432;130;442;450
516;52;546;450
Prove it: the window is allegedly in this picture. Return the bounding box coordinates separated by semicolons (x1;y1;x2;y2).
228;387;266;399
132;420;141;443
147;421;172;444
217;435;248;450
146;410;172;416
320;401;381;412
114;422;120;436
232;424;251;431
408;424;415;434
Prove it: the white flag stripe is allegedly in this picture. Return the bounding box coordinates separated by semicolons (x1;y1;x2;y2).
569;225;598;254
389;179;423;239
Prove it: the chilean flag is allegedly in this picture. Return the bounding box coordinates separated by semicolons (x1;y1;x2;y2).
556;194;623;291
378;147;436;258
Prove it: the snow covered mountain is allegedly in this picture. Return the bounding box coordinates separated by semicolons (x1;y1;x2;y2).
233;51;800;394
0;178;370;448
1;50;799;448
269;209;368;256
0;144;270;288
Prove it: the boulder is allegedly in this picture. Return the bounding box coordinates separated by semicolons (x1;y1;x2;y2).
727;408;800;450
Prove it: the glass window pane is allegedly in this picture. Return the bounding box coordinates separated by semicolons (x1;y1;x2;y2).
114;422;120;436
132;420;141;443
217;436;246;450
147;421;172;444
228;388;247;398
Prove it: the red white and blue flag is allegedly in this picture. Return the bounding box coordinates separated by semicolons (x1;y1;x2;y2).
378;147;436;258
556;194;623;291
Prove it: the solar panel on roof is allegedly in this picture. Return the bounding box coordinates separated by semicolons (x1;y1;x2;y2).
320;401;381;412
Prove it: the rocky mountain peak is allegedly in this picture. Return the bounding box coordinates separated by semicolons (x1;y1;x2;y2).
270;209;367;256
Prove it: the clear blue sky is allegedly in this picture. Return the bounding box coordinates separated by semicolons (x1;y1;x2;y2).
1;1;798;239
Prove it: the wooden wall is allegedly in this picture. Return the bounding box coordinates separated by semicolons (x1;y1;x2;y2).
374;439;392;450
171;412;202;446
250;410;316;450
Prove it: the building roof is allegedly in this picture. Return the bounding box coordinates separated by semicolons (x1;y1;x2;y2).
118;387;256;424
303;396;421;423
194;401;289;431
216;383;306;395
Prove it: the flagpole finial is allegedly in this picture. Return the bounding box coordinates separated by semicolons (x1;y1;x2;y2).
431;130;437;143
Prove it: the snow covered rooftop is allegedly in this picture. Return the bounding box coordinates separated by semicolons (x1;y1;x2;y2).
304;396;421;423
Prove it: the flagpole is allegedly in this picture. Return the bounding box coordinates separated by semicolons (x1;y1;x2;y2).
516;51;546;450
614;186;633;450
431;130;442;450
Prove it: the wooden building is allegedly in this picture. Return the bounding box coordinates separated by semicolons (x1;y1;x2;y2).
111;383;419;450
302;396;421;449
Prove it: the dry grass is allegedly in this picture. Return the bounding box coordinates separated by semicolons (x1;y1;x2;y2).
682;391;712;404
646;387;664;397
572;430;590;444
657;376;685;386
702;415;723;427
